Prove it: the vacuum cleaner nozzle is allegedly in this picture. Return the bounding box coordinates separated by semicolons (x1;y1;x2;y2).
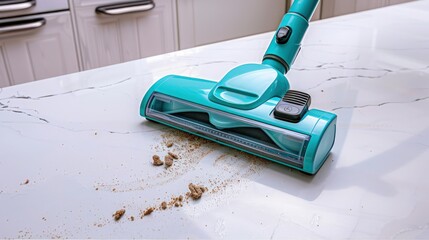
140;0;336;174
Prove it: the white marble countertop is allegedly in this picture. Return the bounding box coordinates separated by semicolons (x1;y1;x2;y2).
1;1;429;238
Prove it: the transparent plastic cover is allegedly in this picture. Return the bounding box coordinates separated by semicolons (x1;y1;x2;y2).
146;93;310;167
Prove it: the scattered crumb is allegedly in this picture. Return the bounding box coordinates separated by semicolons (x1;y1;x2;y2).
171;195;183;207
143;207;155;217
95;132;98;135
95;187;99;191
113;209;125;221
161;201;167;210
112;188;116;192
22;179;29;185
164;155;173;168
166;141;173;148
168;152;179;159
188;183;207;200
152;155;164;166
129;216;135;221
42;217;47;221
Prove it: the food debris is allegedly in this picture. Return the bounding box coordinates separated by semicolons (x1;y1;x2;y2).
188;183;207;200
171;195;184;207
113;209;126;221
22;179;29;185
143;207;155;217
168;152;179;159
164;155;173;168
129;216;135;221
166;141;173;148
152;155;163;166
161;201;167;210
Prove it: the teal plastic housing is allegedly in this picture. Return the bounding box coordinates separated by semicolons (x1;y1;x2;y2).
140;76;336;174
139;0;337;174
263;0;319;72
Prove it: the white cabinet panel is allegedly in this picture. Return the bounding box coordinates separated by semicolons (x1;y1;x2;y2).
322;0;415;18
177;0;286;49
0;12;79;87
0;46;9;87
72;0;178;70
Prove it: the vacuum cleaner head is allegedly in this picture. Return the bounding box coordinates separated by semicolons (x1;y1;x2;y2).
140;0;336;174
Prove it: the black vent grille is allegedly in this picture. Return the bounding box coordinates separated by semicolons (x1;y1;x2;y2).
282;90;310;106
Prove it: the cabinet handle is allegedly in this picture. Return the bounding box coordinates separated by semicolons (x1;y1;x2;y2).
0;18;46;34
96;0;155;15
0;0;36;12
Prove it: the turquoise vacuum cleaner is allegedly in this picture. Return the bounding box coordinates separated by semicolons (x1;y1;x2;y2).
140;0;336;174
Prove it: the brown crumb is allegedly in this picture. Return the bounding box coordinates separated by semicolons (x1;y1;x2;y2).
174;202;180;207
22;179;29;185
161;201;167;210
130;216;135;221
143;207;155;216
152;155;163;166
168;152;179;159
166;141;173;148
95;187;98;191
178;195;183;201
188;183;207;200
164;155;173;168
113;209;125;221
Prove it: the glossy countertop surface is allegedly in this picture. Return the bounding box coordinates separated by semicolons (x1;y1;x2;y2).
1;1;429;238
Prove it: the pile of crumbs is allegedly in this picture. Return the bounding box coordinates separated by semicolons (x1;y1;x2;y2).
113;209;125;221
112;182;207;221
187;183;207;200
107;129;266;222
152;150;180;168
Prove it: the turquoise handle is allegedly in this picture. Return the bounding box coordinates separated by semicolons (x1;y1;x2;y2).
263;0;319;73
208;0;320;110
289;0;319;21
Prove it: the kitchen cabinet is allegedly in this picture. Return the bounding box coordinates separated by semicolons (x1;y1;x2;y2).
0;12;79;87
71;0;178;70
321;0;415;18
177;0;286;49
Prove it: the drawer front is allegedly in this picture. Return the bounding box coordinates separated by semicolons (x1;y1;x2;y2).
0;0;69;19
0;11;79;87
72;0;178;70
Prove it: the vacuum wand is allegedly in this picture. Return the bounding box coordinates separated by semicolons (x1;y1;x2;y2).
263;0;320;74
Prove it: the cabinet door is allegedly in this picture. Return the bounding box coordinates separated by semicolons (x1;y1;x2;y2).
322;0;415;18
0;12;79;87
72;0;178;70
177;0;286;49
